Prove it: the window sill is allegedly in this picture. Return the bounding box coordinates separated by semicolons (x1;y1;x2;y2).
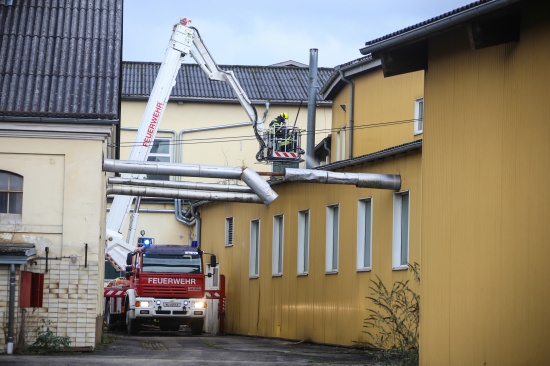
357;268;372;272
392;265;408;271
325;270;338;275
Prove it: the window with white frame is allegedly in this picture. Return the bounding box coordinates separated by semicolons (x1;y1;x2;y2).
357;198;373;271
249;219;260;277
0;170;23;224
297;209;310;275
326;204;339;273
414;98;424;135
225;217;234;246
336;128;346;161
272;215;284;276
393;191;410;270
147;138;171;180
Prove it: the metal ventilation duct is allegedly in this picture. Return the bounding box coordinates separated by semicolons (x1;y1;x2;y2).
284;168;401;190
103;159;278;205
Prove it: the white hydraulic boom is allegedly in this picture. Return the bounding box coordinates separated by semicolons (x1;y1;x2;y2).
106;18;299;270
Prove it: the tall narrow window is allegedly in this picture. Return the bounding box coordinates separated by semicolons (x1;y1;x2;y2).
326;204;339;273
249;219;260;277
336;128;346;161
147;138;171;180
393;191;410;270
0;171;23;224
225;217;234;247
297;210;310;275
357;198;373;271
414;98;424;135
272;215;284;276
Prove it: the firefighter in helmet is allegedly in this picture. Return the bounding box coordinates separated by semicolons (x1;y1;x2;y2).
269;112;289;133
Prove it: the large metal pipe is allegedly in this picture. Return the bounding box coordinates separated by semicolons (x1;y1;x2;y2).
104;159;242;179
240;168;278;205
106;186;264;204
306;48;319;169
284;168;401;190
103;159;278;205
109;177;253;193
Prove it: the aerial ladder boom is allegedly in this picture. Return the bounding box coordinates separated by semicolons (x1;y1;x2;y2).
106;18;301;270
106;19;195;269
188;27;303;163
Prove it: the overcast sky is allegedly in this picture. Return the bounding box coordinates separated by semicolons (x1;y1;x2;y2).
123;0;475;68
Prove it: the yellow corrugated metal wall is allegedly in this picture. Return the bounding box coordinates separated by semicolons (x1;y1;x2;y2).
421;2;550;364
200;151;421;345
331;68;424;160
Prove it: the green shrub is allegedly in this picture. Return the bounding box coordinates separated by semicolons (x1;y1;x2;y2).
27;319;71;354
363;263;420;366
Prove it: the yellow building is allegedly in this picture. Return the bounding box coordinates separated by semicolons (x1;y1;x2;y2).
198;56;424;346
360;0;550;364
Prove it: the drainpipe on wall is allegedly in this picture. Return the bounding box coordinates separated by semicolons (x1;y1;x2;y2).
323;139;331;165
338;69;355;160
7;263;15;354
306;48;319;169
191;204;201;248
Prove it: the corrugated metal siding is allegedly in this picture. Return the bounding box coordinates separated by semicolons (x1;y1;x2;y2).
0;0;122;119
122;62;333;103
422;2;550;364
329;67;423;160
200;151;422;345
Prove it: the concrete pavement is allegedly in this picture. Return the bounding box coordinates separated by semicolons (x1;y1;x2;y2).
1;331;379;365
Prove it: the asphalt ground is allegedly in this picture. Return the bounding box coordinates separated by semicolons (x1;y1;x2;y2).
1;329;381;366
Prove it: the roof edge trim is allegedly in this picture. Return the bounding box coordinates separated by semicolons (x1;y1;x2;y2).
360;0;521;55
318;140;422;171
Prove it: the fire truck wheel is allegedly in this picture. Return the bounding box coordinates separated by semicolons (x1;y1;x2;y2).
190;319;204;335
126;310;140;335
104;300;116;331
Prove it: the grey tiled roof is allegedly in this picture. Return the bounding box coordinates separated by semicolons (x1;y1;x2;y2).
122;62;334;103
0;0;123;120
364;1;487;47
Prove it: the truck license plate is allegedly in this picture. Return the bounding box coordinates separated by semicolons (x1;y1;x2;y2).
163;302;180;307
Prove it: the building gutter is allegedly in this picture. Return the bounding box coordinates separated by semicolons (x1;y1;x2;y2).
360;0;522;55
122;95;331;106
0;116;119;124
319;139;422;172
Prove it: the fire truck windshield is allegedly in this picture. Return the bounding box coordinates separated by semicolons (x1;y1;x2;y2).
142;254;202;274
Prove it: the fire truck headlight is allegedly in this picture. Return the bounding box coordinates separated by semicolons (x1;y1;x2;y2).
193;301;206;309
136;301;150;308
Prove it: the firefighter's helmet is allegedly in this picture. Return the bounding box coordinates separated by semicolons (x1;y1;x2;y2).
280;112;289;120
